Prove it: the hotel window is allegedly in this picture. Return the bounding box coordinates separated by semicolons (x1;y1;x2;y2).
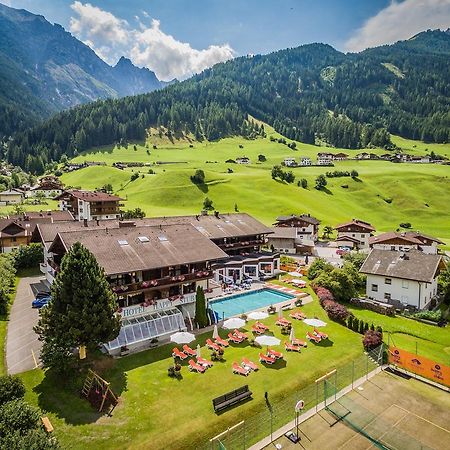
385;278;392;285
402;280;409;289
384;293;391;300
371;284;378;292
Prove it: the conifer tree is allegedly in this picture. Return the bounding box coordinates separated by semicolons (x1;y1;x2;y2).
35;242;120;368
194;286;208;328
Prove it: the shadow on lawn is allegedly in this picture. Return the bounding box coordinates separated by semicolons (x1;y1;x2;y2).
316;339;334;348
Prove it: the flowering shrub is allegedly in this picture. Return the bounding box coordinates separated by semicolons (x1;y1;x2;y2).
363;330;383;349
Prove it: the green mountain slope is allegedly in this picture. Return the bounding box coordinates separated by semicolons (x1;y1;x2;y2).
0;3;164;137
5;29;449;173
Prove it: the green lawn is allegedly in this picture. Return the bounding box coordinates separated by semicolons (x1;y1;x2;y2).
19;297;367;450
60;127;450;247
347;305;450;365
0;200;59;217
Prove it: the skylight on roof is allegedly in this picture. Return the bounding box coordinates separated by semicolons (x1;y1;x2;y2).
138;236;150;243
237;219;246;224
158;235;168;242
118;239;129;246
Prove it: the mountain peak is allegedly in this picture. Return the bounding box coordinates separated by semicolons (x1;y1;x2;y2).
115;56;134;68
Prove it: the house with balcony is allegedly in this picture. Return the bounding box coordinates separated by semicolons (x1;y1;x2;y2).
30;176;64;198
0;188;24;205
273;214;320;241
335;218;375;250
300;157;312;166
55;190;123;221
283;157;297;167
0;219;30;253
47;223;227;353
317;153;334;166
359;249;444;310
369;231;444;255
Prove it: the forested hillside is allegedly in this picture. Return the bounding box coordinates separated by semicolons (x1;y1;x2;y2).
4;29;450;173
0;3;164;138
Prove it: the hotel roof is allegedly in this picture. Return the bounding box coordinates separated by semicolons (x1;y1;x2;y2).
55;190;123;202
50;224;228;275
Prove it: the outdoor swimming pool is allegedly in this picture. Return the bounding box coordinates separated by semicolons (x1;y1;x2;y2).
210;288;295;319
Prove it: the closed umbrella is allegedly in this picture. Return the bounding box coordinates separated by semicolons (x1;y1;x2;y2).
255;335;281;347
289;327;295;343
212;325;219;339
196;344;201;358
278;306;283;318
304;318;327;327
170;331;195;344
247;311;269;321
222;317;246;330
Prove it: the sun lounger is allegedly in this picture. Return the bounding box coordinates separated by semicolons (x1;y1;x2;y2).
276;318;291;326
242;357;259;371
255;321;269;331
285;342;301;352
251;324;265;335
314;328;328;339
306;332;321;343
172;348;188;360
189;359;206;373
259;352;276;364
268;349;283;359
233;329;248;340
232;362;249;376
290;312;306;320
292;338;307;347
183;345;197;356
228;332;245;344
197;356;213;368
215;336;229;347
206;339;221;351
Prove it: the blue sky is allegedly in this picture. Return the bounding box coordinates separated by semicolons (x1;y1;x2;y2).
2;0;450;80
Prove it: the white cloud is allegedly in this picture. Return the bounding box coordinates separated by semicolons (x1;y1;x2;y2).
69;2;235;81
345;0;450;52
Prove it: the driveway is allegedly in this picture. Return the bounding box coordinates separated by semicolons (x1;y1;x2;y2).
6;275;43;374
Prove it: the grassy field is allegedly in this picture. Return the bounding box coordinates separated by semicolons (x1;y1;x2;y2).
348;305;450;365
19;296;367;450
0;200;59;216
60;126;450;246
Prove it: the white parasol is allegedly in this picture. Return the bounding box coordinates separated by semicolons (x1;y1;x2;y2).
222;317;246;329
288;271;302;277
278;306;283;318
170;331;195;344
196;344;201;358
247;311;269;320
212;324;219;339
255;335;281;347
304;318;327;327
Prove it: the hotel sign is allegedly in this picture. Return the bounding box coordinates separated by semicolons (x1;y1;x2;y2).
120;292;196;318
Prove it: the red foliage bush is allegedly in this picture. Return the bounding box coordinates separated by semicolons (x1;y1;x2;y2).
314;285;349;322
363;330;383;349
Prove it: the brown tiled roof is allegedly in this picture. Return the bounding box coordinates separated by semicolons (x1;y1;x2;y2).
335;219;375;232
9;210;74;222
268;227;297;239
369;232;422;246
55;190;123;202
405;231;444;245
360;249;442;283
275;214;320;225
0;220;28;238
50;224;228;275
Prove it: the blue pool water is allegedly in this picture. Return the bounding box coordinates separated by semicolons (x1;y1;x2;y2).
211;288;295;319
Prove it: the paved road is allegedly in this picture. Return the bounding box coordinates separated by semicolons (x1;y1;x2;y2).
6;275;43;374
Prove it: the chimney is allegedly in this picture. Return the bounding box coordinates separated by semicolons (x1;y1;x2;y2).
96;219;99;226
201;210;208;216
119;221;136;228
83;218;88;227
214;211;219;218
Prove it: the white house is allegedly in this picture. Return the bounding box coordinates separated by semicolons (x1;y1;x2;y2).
335;219;375;250
369;231;444;255
236;157;250;164
0;188;24;205
317;153;334;166
359;249;443;310
300;157;312;166
333;153;348;161
283;157;297;167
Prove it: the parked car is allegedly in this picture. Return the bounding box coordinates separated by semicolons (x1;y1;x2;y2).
32;296;51;308
336;249;349;256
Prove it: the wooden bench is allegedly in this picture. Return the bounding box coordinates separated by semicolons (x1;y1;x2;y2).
213;385;252;412
41;416;54;433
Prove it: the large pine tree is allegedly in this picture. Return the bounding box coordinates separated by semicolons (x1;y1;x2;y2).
36;242;120;363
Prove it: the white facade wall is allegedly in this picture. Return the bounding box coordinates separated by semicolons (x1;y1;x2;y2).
300;158;312;166
366;274;438;309
371;242;438;255
338;231;371;249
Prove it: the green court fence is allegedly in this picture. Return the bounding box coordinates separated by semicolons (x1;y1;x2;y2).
206;345;384;450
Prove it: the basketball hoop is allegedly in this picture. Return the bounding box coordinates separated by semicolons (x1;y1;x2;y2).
295;400;304;412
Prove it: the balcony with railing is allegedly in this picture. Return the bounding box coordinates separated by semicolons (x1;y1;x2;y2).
110;269;213;295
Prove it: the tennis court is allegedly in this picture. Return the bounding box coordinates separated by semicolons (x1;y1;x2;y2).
270;370;450;450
